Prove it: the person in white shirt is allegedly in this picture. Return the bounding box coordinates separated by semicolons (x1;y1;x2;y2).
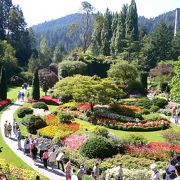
48;148;57;171
116;163;123;180
93;163;100;180
56;151;65;172
175;163;180;180
150;163;161;180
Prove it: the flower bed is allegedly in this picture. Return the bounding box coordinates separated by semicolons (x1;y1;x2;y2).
126;142;180;161
121;105;142;113
76;103;92;111
38;125;72;139
61;134;87;150
28;96;59;105
89;117;170;131
0;99;11;110
44;114;80;131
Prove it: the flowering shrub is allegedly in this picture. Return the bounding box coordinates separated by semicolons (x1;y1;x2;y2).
121;105;142;113
62;134;87;149
0;99;11;110
126;142;180;161
76;103;92;111
38;125;72;139
0;159;44;179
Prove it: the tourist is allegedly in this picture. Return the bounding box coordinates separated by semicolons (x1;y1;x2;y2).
15;122;19;135
17;91;21;101
38;140;47;161
7;123;12;138
31;144;38;165
4;121;8;137
65;161;72;180
24;136;30;155
48;148;57;171
13;119;16;135
17;129;22;150
56;151;65;172
150;163;161;180
77;164;85;180
172;106;177;119
42;150;49;169
26;91;30;100
175;162;180;180
164;158;176;180
175;108;179;124
93;163;100;180
21;92;25;101
116;163;123;180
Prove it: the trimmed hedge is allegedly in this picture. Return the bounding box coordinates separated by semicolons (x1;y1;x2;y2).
32;102;48;110
27;115;47;134
80;136;117;159
17;107;33;118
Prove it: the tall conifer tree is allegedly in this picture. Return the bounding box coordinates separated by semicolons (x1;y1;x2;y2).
32;69;40;100
0;66;7;100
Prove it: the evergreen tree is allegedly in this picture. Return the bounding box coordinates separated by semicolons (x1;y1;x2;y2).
101;8;112;56
110;12;118;56
0;66;7;100
32;69;40;100
90;12;104;56
126;0;139;41
114;5;128;55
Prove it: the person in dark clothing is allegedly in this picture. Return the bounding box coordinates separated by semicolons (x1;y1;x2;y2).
31;145;38;165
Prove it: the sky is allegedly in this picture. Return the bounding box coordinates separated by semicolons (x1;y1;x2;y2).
12;0;180;27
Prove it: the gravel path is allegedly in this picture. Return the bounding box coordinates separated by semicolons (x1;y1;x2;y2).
0;100;78;180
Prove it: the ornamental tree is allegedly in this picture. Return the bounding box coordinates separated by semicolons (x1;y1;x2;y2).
38;68;58;95
52;75;126;105
108;60;138;83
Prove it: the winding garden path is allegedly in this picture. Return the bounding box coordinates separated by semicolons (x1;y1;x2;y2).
0;99;77;180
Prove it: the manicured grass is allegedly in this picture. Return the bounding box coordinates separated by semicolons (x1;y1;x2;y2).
7;86;21;102
75;119;180;142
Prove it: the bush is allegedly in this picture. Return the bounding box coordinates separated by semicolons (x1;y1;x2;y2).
58;111;74;123
17;107;33;118
160;82;170;92
143;113;163;121
126;134;147;146
59;94;73;103
93;127;109;138
80;136;117;159
149;105;159;112
126;80;146;95
39;96;59;105
152;98;168;108
27;115;47;134
10;75;24;86
32;102;48;110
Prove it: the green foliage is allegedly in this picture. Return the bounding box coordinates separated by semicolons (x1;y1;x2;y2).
19;72;33;85
149;105;159;113
160;82;170;92
58;111;74;123
0;40;17;78
10;75;24;86
108;60;138;83
140;71;148;89
32;69;40;100
32;102;48;110
53;75;126;104
143;113;163;121
17;107;33;118
126;80;146;95
59;60;87;78
0;66;7;100
27;115;47;134
125;134;147;146
93;127;109;138
80;136;117;158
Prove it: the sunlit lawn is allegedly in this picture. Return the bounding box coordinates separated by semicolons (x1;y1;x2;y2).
75;118;180;142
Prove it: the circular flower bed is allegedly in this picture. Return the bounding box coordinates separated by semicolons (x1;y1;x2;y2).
89;117;170;131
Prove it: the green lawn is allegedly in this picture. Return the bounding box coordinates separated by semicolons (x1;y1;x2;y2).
75;118;180;142
7;86;21;102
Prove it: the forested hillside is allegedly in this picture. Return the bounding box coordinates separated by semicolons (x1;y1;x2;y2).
32;10;176;50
